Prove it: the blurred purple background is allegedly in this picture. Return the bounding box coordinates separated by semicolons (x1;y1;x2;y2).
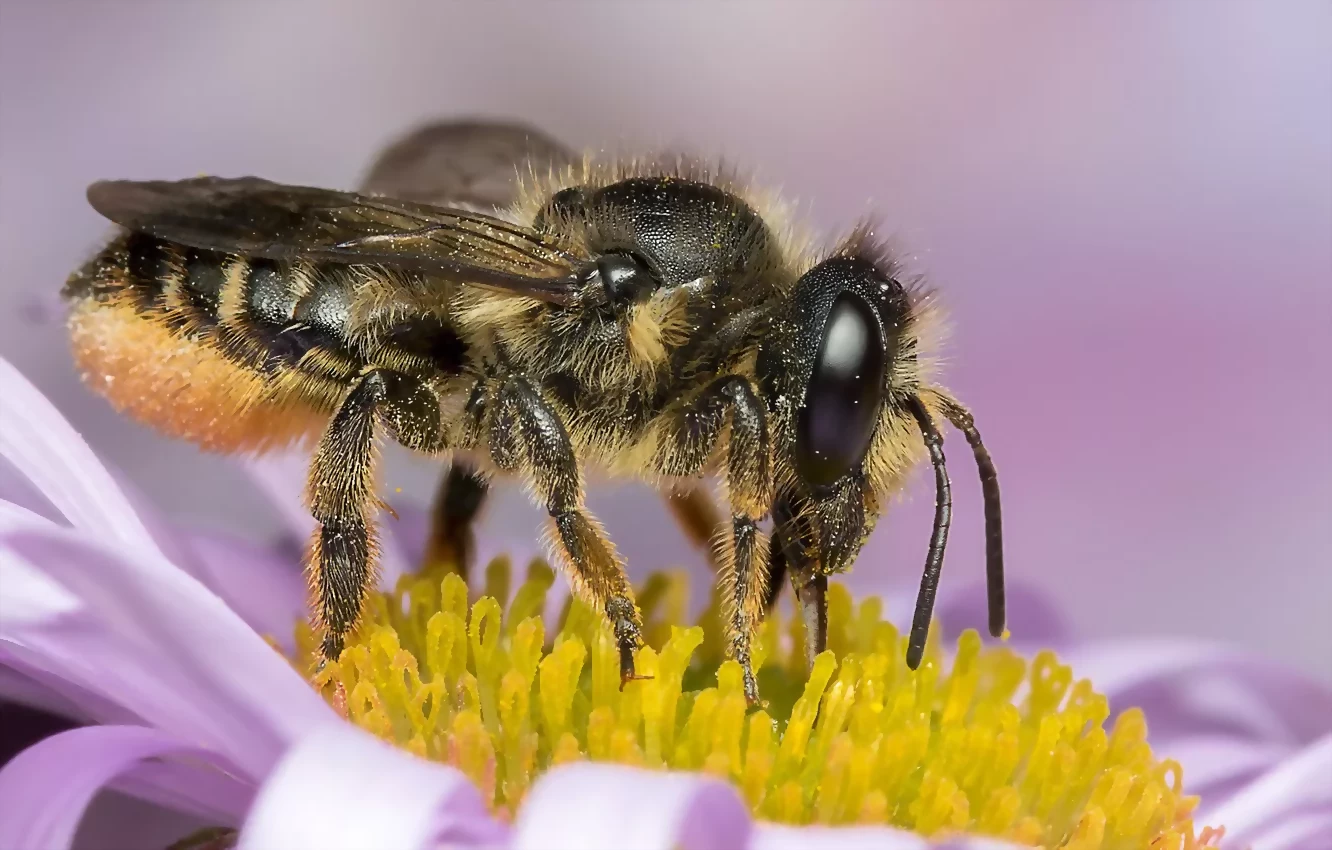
1;2;1328;681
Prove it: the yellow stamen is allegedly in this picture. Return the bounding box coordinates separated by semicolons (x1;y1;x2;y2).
290;557;1224;847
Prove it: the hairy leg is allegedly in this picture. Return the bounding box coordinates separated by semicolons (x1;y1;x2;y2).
309;369;444;663
486;373;644;684
651;375;772;704
770;492;828;671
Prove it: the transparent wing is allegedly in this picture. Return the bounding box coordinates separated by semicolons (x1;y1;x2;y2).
358;119;575;212
87;176;585;304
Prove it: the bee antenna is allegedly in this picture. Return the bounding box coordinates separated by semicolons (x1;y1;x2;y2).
904;395;951;670
938;395;1005;640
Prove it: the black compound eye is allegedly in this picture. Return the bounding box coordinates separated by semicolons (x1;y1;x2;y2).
595;253;656;304
795;291;887;489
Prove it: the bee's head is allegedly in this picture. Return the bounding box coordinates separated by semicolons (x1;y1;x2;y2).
759;243;913;573
758;233;1004;666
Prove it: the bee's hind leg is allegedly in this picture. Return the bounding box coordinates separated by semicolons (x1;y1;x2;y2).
486;374;645;686
308;368;446;666
422;462;490;579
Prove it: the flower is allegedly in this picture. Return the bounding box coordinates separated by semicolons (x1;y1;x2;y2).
2;352;1330;850
310;556;1215;846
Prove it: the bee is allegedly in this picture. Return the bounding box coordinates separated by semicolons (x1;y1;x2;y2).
63;120;1004;705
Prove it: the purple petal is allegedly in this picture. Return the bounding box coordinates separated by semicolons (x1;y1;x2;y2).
15;288;63;327
111;756;254;825
929;840;1031;850
752;826;1024;850
1233;811;1332;850
0;456;61;525
239;723;503;850
1064;639;1332;747
0;357;158;558
1202;732;1332;845
0;663;88;719
513;762;751;850
931;576;1069;647
242;452;411;588
750;825;929;850
1160;734;1292;808
0;643;137;724
0;524;337;779
184;529;309;652
239;452;316;542
102;462;211;585
381;500;430;568
843;569;1067;659
70;791;212;850
0;725;240;850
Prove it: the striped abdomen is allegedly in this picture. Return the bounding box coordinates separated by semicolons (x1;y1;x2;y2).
63;230;376;452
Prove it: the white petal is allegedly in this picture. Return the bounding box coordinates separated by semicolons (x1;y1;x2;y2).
1234;810;1332;850
0;357;158;557
0;523;337;779
239;723;503;850
1063;638;1332;746
1157;734;1289;805
0;643;137;723
753;826;1026;850
1203;731;1332;842
750;824;928;850
184;529;309;653
0;725;238;850
513;762;751;850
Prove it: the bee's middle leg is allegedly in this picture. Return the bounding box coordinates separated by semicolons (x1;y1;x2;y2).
487;374;644;684
308;368;446;666
653;375;773;705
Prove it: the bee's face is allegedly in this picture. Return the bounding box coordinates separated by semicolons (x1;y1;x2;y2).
758;254;914;574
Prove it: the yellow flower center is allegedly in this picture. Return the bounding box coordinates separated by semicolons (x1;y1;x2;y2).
291;557;1225;849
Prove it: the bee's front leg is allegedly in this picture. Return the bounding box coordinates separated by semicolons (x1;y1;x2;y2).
486;373;644;685
308;368;446;666
652;375;773;706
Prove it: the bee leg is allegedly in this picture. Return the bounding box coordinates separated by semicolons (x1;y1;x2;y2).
653;375;772;706
488;374;644;685
422;463;489;578
793;571;829;672
309;369;444;665
723;514;772;707
771;492;824;671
